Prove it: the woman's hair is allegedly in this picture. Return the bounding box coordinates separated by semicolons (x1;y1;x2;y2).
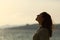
40;12;53;37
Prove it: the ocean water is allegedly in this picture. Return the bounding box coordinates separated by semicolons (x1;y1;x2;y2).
0;29;60;40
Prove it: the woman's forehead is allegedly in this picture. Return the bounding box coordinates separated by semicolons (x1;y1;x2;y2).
37;14;42;17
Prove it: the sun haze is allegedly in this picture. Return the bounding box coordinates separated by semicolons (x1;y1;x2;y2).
0;0;60;28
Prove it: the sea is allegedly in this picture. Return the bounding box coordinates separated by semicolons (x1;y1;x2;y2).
0;29;60;40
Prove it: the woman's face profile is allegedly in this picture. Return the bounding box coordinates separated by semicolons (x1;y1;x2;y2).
36;14;43;24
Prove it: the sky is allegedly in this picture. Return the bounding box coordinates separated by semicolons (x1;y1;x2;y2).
0;0;60;28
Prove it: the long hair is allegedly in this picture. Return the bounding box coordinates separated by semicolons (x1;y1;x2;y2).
40;12;53;37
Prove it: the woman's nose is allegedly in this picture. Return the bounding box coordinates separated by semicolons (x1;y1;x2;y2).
37;15;40;16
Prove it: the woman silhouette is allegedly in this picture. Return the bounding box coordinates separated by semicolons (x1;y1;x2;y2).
33;12;53;40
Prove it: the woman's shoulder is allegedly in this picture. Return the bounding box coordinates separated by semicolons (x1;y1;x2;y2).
39;27;49;33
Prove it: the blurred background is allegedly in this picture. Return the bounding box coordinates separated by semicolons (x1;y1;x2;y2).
0;0;60;40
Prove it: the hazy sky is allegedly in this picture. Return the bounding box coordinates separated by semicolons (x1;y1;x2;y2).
0;0;60;28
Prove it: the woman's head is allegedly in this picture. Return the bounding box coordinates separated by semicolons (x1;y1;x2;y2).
36;12;53;37
36;12;52;25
